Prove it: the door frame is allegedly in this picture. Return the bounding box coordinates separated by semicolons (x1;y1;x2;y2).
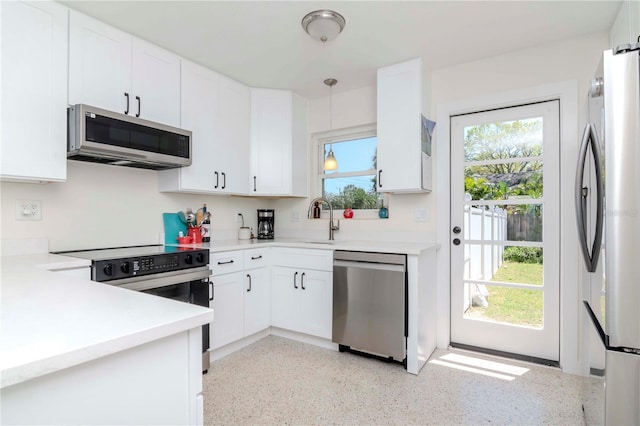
435;80;583;374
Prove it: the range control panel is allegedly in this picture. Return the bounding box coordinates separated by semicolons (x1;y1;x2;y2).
93;249;209;282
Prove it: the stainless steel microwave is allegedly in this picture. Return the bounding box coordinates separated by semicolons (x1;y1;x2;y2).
67;104;192;170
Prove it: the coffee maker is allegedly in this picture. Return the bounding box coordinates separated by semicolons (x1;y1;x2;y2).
257;209;274;240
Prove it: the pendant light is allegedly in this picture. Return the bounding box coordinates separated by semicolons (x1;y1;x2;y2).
323;78;338;171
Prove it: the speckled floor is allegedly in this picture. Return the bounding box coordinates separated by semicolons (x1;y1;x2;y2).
203;336;602;425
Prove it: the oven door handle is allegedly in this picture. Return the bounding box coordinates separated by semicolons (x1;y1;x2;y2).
107;267;212;292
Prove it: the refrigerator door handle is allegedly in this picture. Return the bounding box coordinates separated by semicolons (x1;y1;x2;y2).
575;123;604;273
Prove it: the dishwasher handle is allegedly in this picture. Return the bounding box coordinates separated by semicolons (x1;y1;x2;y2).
333;260;405;273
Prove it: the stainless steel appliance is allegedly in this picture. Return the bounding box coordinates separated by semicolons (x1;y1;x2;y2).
67;104;192;170
257;209;274;240
576;44;640;425
54;245;212;372
332;250;407;363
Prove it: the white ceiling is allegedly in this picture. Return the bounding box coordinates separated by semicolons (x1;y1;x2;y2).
61;1;622;99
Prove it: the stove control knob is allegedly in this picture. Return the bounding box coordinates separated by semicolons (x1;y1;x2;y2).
120;262;130;274
103;263;113;276
196;253;205;264
185;254;193;265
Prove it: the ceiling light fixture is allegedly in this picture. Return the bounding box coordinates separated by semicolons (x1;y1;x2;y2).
301;10;346;44
323;78;338;171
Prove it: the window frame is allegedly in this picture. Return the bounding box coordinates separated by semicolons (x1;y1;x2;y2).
314;124;386;219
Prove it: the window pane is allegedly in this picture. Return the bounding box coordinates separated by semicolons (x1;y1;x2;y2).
464;284;543;328
323;175;378;209
464;117;543;162
464;162;543;201
465;204;543;243
323;137;376;175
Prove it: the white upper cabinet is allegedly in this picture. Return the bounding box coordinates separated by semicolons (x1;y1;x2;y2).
216;75;250;194
250;89;308;197
1;1;68;182
376;57;432;193
158;60;249;194
68;10;180;127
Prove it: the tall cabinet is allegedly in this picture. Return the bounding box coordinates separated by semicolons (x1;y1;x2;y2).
376;58;432;193
1;0;68;182
68;10;181;127
250;89;308;197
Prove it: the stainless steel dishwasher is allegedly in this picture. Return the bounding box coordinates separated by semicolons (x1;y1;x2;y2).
332;250;407;363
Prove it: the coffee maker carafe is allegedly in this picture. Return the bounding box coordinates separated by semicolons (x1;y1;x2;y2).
257;209;274;240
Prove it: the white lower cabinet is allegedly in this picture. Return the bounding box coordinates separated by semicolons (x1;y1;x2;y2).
271;267;332;339
210;271;244;350
244;267;271;336
210;248;271;350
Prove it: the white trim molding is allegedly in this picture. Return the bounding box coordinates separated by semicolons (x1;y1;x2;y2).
435;80;582;375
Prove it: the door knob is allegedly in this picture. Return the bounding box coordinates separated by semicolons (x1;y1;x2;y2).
453;238;461;246
452;226;461;234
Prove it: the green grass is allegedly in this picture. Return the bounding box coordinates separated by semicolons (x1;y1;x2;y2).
466;261;544;328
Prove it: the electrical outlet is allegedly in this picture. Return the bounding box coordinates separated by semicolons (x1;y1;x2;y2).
16;200;42;221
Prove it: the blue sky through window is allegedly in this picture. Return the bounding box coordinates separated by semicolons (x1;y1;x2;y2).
323;136;377;195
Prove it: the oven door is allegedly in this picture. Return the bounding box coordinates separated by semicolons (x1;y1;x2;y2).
106;266;212;372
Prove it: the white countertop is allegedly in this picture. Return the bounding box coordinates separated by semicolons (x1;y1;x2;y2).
175;237;438;255
0;253;213;389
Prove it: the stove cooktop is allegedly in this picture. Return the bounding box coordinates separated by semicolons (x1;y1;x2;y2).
54;244;201;261
54;245;210;282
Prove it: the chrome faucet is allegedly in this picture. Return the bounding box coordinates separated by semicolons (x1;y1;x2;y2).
307;197;340;240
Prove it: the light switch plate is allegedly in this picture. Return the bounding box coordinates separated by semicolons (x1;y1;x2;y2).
291;211;300;222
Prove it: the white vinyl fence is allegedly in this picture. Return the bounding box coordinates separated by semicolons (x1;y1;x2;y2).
462;205;507;310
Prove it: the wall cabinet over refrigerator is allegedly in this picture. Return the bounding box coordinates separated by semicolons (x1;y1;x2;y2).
376;57;432;193
159;60;249;194
250;89;308;197
1;0;68;183
68;10;181;127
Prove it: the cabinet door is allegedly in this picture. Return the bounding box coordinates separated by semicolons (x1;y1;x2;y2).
1;0;68;182
210;272;244;349
376;58;424;192
250;89;292;195
298;270;333;339
165;60;218;192
244;268;271;336
217;76;250;194
271;267;299;331
131;38;181;127
68;10;131;114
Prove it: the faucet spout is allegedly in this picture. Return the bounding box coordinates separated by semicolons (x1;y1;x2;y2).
307;197;340;241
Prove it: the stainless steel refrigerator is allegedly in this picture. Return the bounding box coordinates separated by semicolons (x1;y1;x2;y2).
576;44;640;425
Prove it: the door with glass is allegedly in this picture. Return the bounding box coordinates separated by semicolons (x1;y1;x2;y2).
450;101;560;362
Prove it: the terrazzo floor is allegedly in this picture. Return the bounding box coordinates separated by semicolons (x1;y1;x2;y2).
202;336;603;425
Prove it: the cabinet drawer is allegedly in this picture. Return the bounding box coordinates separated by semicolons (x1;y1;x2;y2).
244;248;269;270
210;251;243;275
272;248;332;271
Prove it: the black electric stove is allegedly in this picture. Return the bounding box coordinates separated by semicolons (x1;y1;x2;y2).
55;244;209;282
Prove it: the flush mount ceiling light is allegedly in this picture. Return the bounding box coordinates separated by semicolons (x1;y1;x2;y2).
323;78;338;171
301;10;346;43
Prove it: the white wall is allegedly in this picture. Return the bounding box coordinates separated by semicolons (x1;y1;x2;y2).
610;0;640;48
0;161;266;251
